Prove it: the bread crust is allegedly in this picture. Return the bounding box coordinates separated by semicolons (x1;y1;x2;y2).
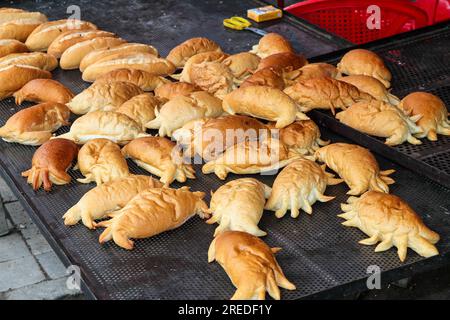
116;93;159;130
0;39;28;58
250;33;293;58
0;64;51;99
93;68;170;90
14;79;74;105
167;37;222;68
339;75;400;105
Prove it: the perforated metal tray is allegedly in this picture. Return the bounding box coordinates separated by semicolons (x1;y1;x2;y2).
309;22;450;188
0;0;449;300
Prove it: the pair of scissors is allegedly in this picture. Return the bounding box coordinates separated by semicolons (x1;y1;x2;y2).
223;16;267;36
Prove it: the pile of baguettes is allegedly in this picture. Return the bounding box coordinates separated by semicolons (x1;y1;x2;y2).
0;8;448;300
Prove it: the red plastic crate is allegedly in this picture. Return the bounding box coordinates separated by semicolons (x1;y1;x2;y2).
285;0;437;44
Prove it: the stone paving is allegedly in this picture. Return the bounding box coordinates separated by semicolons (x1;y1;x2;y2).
0;177;82;300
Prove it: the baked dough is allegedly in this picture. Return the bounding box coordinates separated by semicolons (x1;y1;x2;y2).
14;79;74;105
172;115;269;161
0;10;47;41
336;100;422;145
189;60;236;99
154;81;201;101
55;111;149;145
338;75;400;105
202;138;301;180
176;51;228;82
21;138;78;191
0;52;57;71
287;63;338;85
76;138;129;185
0;39;28;58
398;92;450;141
122;136;195;186
223;86;308;128
146;91;223;137
269;120;329;155
257;52;307;73
67;80;143;115
207;178;271;236
93;68;170;90
166;37;222;68
250;32;294;58
0;102;70;145
315;143;395;195
98;187;209;249
339;191;440;262
284;77;373;115
208;231;296;300
265;159;341;218
337;49;392;88
63;175;162;229
0;64;51;100
222;52;260;82
240;68;285;90
116;93;159;130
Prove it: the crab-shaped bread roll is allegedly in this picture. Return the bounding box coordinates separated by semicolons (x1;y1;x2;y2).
265;159;341;218
339;191;439;262
338;75;400;105
208;231;296;300
398;92;450;141
314;143;395;195
336;100;422;146
207;178;271;237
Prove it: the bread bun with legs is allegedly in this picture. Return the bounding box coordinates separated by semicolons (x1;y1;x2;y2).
339;75;400;105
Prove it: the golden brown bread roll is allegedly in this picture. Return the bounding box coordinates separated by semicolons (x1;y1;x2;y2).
338;75;400;105
21;138;78;191
154;81;201;101
0;10;47;41
14;79;74;105
98;187;209;250
93;68;170;90
398;92;450;141
60;36;126;70
116;93;159;130
222;52;260;82
286;62;338;85
0;51;57;71
63;175;163;229
251;32;294;58
54;110;149;145
222;85;308;128
0;64;51;100
240;68;285;90
82;52;176;81
202;138;301;180
339;191;440;262
189;60;236;99
172;115;269;161
0;102;70;145
146;91;223;137
336;100;423;145
207;178;271;237
208;231;296;300
166;37;222;68
176;51;228;83
337;49;392;88
0;39;28;58
25;19;97;51
284;77;373;115
47;30;116;58
76;138;129;185
79;43;159;71
315;143;395;195
269;120;329;155
265;159;341;218
121;136;195;186
67;80;143;115
257;52;307;73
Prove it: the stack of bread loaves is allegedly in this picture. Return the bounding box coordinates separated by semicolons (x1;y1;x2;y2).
0;7;445;300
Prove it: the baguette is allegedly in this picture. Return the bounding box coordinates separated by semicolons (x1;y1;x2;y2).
25;19;97;51
0;39;28;58
0;52;57;71
0;64;51;100
82;52;175;81
0;10;47;24
60;37;126;70
14;79;74;105
166;37;222;68
47;30;116;58
0;17;46;42
93;68;170;90
79;42;158;71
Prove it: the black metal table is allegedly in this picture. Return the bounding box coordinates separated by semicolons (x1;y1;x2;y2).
1;0;449;300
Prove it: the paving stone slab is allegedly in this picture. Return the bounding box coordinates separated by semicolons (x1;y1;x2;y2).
0;255;45;292
3;277;81;300
0;232;31;263
36;251;67;280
